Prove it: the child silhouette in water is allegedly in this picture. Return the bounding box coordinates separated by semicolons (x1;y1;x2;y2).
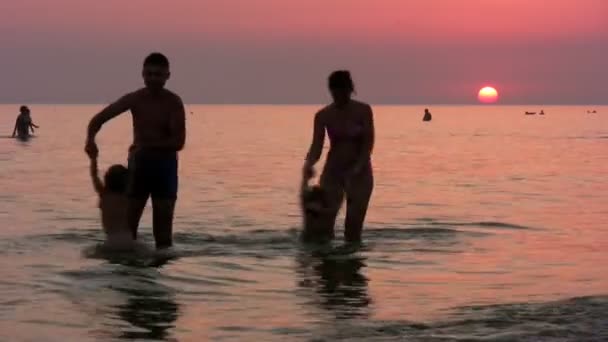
300;168;334;243
90;157;140;251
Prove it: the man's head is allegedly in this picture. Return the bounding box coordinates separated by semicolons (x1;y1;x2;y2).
142;52;170;91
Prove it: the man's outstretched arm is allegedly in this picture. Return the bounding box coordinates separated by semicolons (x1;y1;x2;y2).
89;157;104;195
85;93;133;157
87;94;133;141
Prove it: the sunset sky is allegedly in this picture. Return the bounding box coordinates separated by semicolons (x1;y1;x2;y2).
0;0;606;104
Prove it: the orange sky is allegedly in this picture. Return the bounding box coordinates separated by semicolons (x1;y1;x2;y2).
0;0;606;104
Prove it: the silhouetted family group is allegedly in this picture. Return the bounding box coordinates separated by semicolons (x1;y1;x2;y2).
82;53;374;251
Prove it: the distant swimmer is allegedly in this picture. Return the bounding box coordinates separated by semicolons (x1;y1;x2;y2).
11;105;39;140
539;110;545;115
423;108;432;122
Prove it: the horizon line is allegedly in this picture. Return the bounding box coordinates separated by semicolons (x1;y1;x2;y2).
0;102;606;106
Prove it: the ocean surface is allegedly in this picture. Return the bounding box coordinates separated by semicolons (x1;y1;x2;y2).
0;104;607;341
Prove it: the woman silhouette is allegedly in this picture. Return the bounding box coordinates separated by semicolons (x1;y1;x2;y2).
302;70;375;242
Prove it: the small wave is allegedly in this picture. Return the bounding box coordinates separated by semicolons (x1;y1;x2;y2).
420;219;535;230
174;229;299;249
472;221;533;230
3;222;491;262
433;295;608;341
310;295;608;341
408;202;446;207
364;227;457;238
28;229;102;243
566;135;608;140
363;225;491;242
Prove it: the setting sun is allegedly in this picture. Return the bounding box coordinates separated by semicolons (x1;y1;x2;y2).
478;86;498;103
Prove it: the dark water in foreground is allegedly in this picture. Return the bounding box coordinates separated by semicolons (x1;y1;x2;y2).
0;105;607;341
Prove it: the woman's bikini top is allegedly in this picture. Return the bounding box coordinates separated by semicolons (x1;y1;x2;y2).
326;121;365;144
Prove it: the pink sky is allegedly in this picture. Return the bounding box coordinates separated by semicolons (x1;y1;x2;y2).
0;0;606;104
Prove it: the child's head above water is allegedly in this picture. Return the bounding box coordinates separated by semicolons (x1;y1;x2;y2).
302;185;327;214
300;184;335;242
104;164;129;193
